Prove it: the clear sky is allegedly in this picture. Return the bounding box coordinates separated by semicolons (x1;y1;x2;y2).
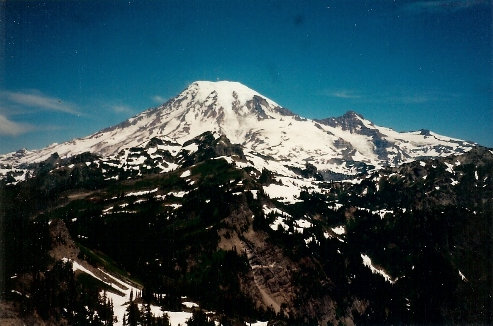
1;0;491;154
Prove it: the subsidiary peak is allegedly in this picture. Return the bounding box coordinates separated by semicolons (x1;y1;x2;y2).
316;110;369;133
342;110;364;120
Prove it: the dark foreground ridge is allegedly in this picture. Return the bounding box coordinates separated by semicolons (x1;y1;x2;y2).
1;128;491;324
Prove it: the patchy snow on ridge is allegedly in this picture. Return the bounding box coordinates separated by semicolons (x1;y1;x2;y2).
125;188;158;197
361;254;397;284
458;270;468;282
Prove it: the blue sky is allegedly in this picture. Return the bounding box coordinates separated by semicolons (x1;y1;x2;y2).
1;0;491;153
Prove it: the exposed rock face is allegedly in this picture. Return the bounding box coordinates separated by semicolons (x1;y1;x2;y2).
217;204;297;315
317;111;392;160
181;132;246;166
217;201;340;324
318;111;367;133
48;219;79;262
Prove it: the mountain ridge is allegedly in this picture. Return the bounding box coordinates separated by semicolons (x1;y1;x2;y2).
2;131;491;325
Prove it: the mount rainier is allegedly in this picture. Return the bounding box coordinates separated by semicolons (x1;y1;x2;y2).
0;81;474;181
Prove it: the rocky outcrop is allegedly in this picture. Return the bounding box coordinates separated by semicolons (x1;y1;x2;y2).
48;219;79;262
217;201;340;324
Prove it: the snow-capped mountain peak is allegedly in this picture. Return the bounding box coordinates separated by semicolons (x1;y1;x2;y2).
0;81;476;180
180;80;280;110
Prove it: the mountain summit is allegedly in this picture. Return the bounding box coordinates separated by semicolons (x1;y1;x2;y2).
0;81;474;178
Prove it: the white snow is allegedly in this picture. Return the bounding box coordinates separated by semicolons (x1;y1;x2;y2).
166;311;193;326
213;155;234;164
360;254;397;284
168;190;189;198
182;301;199;308
294;219;313;233
165;203;182;209
444;162;454;173
263;205;291;217
304;236;316;245
125;188;158;197
458;270;468;282
262;175;320;204
372;209;393;219
249;190;258;199
296;219;312;229
331;225;346;235
263;183;302;204
183;143;199;153
180;170;191;178
250;322;268;326
270;216;289;232
63;258;103;283
11;290;24;297
329;202;343;211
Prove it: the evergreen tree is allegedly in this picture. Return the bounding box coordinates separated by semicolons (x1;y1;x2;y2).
143;303;152;326
126;300;141;326
155;313;171;326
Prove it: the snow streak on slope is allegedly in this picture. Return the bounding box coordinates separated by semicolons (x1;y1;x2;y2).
0;81;475;179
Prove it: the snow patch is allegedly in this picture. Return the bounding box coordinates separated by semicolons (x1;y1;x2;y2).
180;170;191;178
182;301;199;308
126;188;158;197
373;209;393;219
263;183;302;204
249;189;258;199
270;216;289;232
331;225;346;235
168;190;189;198
263;205;291;217
458;270;468;282
444;162;454;174
361;254;397;284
